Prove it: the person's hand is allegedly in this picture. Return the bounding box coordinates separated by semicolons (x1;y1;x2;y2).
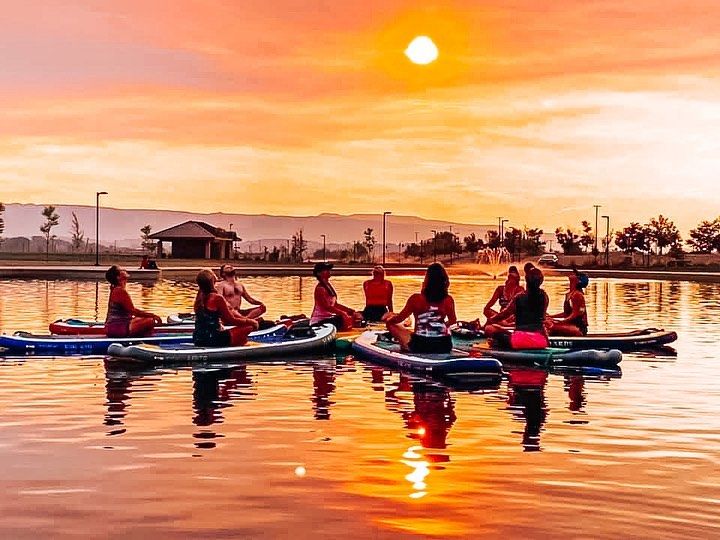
381;312;394;322
342;314;354;330
250;319;260;330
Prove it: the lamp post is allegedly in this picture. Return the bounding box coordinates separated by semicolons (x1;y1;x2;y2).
320;234;326;261
95;191;108;266
501;219;509;249
382;211;391;266
497;217;503;239
602;215;610;267
593;204;601;253
431;229;437;262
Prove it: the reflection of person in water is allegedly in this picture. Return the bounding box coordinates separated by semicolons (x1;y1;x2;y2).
408;383;456;451
506;368;548;452
104;367;131;435
312;363;336;420
565;375;586;412
384;374;456;452
192;366;253;442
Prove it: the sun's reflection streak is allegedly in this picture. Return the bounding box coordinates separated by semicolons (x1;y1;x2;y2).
401;444;430;497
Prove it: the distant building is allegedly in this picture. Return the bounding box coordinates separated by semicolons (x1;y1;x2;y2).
149;221;237;259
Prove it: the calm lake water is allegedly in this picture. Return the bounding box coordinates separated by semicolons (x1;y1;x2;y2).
0;275;719;538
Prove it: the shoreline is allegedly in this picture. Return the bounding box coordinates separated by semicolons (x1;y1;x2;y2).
1;262;720;283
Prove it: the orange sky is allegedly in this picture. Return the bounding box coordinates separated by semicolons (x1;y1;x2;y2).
2;0;720;233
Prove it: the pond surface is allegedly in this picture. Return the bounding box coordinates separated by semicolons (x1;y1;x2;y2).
0;275;719;538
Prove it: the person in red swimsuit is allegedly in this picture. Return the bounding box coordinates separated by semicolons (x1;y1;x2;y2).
362;265;394;322
104;265;162;338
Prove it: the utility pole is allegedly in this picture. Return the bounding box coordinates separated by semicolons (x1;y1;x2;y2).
594;204;601;254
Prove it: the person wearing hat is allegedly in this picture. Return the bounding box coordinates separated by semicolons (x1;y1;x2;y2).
362;266;394;322
486;267;550;349
310;262;358;330
215;264;267;320
549;267;589;336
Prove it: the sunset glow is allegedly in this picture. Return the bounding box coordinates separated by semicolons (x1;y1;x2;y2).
1;1;719;232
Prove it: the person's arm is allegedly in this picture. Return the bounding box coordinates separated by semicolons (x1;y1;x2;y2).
387;282;394;313
488;296;517;324
556;293;584;324
445;296;457;326
117;289;161;323
213;295;259;329
315;286;350;316
482;287;503;319
241;288;264;307
385;295;416;325
550;295;567;319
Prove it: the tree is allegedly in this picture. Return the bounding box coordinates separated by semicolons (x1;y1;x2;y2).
463;233;482;253
687;218;720;253
363;228;376;263
554;227;582;255
486;230;501;249
614;222;651;254
351;241;368;261
40;205;60;259
647;215;681;255
522;227;546;256
503;227;523;254
140;225;156;254
291;229;307;262
579;220;594;253
70;212;84;252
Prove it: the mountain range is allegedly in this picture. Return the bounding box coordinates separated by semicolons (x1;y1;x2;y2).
0;203;495;250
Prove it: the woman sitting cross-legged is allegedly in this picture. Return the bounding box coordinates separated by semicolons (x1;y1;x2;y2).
193;269;259;347
383;262;457;354
485;267;550;350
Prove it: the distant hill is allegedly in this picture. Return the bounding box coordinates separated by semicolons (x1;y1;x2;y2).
0;203;495;249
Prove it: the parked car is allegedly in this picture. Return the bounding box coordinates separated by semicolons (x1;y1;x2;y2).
537;253;559;267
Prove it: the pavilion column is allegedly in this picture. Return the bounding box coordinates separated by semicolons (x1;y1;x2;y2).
205;240;211;259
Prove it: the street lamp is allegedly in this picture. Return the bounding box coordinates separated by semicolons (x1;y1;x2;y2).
497;217;503;238
501;219;509;248
95;191;108;266
602;215;610;267
431;229;437;262
320;234;326;261
382;211;392;266
593;204;601;254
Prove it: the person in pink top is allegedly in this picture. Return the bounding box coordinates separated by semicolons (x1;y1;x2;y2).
309;262;359;331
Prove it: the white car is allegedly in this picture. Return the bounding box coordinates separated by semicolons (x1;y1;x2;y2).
537;253;559;267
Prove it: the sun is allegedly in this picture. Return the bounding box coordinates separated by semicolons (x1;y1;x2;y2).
404;36;439;65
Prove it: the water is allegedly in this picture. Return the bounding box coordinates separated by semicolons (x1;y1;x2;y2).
1;275;719;538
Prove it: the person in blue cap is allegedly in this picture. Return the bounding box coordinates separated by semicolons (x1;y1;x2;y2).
550;267;589;336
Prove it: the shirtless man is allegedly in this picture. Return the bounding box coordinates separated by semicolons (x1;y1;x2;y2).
215;264;267;319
